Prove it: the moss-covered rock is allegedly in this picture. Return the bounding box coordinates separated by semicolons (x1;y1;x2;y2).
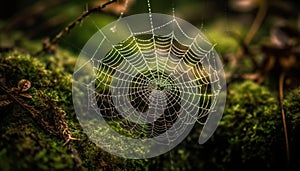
1;48;300;171
0;50;77;170
0;50;151;170
284;87;300;170
0;107;75;171
210;81;286;170
154;81;298;171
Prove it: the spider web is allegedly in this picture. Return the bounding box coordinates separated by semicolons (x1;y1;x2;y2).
72;13;226;159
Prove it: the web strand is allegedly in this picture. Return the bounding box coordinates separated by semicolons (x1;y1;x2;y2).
89;19;219;139
73;12;226;158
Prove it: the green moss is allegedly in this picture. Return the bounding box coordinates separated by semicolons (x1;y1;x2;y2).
284;87;300;170
1;45;299;170
0;50;151;170
0;107;74;171
207;81;285;170
284;87;300;132
153;81;289;171
0;50;77;170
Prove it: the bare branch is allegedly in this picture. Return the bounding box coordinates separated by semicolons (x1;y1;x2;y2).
36;0;117;55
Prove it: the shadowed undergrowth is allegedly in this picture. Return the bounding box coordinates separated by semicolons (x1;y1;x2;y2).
0;48;299;170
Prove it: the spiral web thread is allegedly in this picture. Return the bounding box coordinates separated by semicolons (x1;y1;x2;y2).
72;10;225;159
79;13;222;143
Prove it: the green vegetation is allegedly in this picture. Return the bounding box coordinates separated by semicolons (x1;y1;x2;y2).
211;81;285;170
1;43;300;171
1;0;300;170
151;81;299;171
0;50;151;170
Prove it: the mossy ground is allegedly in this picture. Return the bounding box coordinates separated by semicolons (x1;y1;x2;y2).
0;50;300;170
152;81;300;171
0;34;300;171
0;50;152;170
1;0;300;170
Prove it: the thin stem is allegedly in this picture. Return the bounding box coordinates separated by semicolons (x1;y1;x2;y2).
0;84;58;136
279;72;290;167
51;0;117;45
36;0;117;54
244;0;268;45
231;0;268;80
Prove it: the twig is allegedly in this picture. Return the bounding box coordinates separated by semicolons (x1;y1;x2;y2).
279;72;290;167
68;142;84;171
1;84;83;169
0;84;58;136
228;0;269;83
39;93;82;169
244;0;268;45
36;0;117;55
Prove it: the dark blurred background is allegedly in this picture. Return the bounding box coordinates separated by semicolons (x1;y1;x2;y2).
1;0;298;54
